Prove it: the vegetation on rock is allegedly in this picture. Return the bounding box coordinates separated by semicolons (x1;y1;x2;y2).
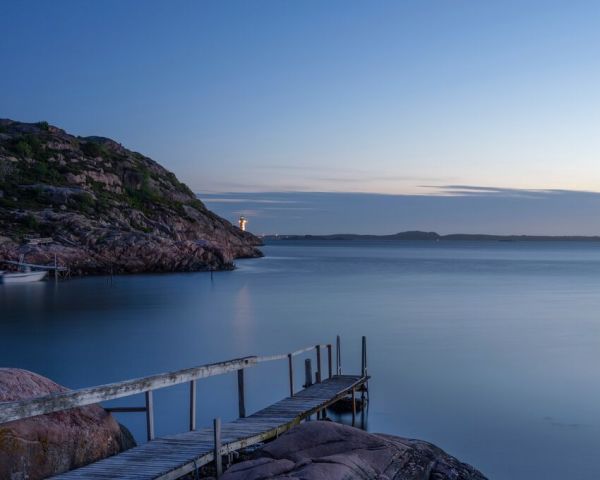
0;119;262;274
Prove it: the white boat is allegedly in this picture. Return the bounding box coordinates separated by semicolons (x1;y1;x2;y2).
0;270;48;284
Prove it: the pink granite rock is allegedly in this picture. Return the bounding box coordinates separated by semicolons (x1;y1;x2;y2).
0;368;134;480
221;422;487;480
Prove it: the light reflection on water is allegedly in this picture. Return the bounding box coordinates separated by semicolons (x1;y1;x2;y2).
2;240;600;479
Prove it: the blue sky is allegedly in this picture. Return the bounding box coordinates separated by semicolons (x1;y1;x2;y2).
2;1;600;233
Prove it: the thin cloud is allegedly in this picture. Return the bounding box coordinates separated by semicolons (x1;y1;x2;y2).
429;185;600;199
203;198;301;204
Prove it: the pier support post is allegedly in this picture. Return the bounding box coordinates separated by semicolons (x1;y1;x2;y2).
336;335;342;375
351;388;356;426
361;336;367;378
304;359;313;388
316;345;322;383
189;380;197;431
214;417;222;477
145;391;155;441
288;353;294;397
238;368;246;418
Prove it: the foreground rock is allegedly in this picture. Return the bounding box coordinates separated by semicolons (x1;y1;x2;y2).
0;119;262;274
222;422;487;480
0;368;135;480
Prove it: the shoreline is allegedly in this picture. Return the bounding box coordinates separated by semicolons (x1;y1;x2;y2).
263;231;600;243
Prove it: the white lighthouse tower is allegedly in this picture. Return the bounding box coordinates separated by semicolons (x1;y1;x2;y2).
238;216;248;231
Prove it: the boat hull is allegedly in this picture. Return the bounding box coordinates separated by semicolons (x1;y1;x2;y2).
1;271;48;284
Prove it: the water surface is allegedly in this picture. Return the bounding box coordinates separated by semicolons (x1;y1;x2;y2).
2;240;600;479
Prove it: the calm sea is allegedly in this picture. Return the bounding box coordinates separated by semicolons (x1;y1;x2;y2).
3;240;600;479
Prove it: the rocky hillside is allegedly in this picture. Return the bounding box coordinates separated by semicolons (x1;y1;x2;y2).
0;119;262;274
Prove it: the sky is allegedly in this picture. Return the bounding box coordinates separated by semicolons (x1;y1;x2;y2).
202;188;600;236
2;1;600;234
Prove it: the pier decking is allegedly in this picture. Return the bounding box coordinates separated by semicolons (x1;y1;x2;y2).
0;337;368;480
52;375;366;480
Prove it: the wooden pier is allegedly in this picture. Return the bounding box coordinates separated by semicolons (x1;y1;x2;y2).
0;336;369;480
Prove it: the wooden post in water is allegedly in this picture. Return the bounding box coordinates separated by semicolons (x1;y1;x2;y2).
304;359;312;388
214;417;222;477
327;344;332;379
315;345;322;383
189;380;197;431
145;391;155;441
336;335;342;375
237;368;246;418
361;336;367;378
351;387;356;426
288;353;294;397
361;336;368;405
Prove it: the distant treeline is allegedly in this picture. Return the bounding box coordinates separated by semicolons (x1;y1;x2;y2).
262;231;600;242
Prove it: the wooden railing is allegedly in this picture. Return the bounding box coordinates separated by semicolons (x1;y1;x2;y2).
0;336;367;442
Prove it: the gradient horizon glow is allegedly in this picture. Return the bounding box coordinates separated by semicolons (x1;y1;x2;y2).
2;1;600;233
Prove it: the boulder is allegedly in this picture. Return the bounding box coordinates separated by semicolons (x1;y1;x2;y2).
221;422;487;480
0;368;135;480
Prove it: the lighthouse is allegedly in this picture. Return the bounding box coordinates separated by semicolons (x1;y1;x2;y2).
238;216;248;231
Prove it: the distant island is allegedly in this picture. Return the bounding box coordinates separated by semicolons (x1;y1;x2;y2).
0;119;262;275
263;231;600;242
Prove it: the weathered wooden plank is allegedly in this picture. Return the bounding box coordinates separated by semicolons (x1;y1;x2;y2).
51;374;368;480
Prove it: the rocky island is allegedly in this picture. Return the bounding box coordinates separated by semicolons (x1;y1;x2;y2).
0;119;262;274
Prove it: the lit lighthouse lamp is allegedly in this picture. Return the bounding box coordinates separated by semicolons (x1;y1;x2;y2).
238;216;248;231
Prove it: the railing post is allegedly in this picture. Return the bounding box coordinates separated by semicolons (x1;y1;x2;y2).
336;335;342;375
288;353;294;397
351;387;356;426
145;390;155;441
213;417;222;477
237;368;246;418
361;336;367;378
304;358;313;388
189;379;197;431
316;345;322;383
327;344;332;379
